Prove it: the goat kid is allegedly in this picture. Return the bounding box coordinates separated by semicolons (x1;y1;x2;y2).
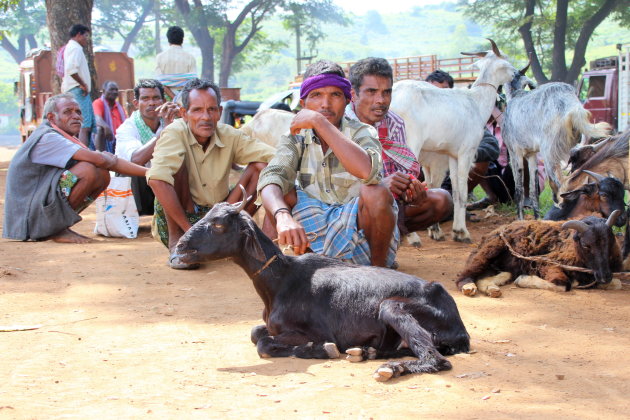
172;192;470;382
390;39;518;243
502;76;611;220
456;211;622;298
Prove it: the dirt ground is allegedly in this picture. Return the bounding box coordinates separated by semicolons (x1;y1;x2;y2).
1;147;629;420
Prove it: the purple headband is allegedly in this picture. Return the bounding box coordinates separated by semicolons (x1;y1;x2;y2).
300;73;352;100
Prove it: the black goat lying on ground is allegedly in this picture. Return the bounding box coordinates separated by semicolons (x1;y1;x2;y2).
172;191;470;382
456;210;622;298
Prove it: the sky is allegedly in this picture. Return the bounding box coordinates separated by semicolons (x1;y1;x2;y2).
334;0;457;15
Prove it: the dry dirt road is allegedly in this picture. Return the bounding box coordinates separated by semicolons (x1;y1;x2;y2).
1;150;629;419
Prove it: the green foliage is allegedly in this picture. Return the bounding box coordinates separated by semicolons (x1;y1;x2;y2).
461;0;630;80
0;81;18;134
0;0;46;62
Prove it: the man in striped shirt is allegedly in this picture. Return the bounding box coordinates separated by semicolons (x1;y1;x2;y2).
346;58;453;237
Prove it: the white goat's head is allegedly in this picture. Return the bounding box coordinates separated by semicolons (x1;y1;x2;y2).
462;39;517;89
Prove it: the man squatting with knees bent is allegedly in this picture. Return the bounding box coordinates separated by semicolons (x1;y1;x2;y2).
346;58;453;234
257;59;399;268
146;78;275;269
3;94;147;244
115;79;180;216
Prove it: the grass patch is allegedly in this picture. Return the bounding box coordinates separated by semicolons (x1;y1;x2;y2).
470;182;555;217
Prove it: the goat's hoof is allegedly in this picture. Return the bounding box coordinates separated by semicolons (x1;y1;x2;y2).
485;285;502;298
345;347;363;356
599;278;622;290
453;235;472;243
373;367;394;382
346;355;363;363
324;342;340;359
405;232;422;248
367;347;377;360
462;283;477;297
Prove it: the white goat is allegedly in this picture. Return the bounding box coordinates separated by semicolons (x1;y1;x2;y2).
240;108;294;148
390;40;517;242
502;74;611;219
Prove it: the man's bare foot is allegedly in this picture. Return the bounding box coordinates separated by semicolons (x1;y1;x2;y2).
49;228;92;244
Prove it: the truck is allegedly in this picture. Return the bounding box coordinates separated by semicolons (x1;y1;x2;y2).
16;48;135;142
577;43;629;133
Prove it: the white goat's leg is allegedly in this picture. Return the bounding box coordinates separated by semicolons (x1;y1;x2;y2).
421;161;445;241
527;155;540;218
404;232;422;247
514;275;565;292
450;156;471;242
476;272;512;298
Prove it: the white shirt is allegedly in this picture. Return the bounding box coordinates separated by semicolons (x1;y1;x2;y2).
61;39;91;93
115;115;163;166
155;45;197;75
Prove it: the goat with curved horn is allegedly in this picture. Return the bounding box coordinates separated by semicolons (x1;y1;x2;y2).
234;184;251;212
519;54;532;75
562;219;589;233
582;169;606;182
487;39;502;57
606;209;621;227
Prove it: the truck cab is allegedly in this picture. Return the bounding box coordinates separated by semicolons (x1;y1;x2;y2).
577;60;618;129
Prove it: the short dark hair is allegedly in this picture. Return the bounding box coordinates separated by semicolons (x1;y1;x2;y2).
180;78;221;110
425;70;454;88
166;26;185;45
348;57;393;91
102;80;118;91
303;59;345;80
134;79;165;100
69;24;90;38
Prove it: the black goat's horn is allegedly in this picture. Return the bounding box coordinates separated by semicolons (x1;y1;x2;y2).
487;38;502;57
519;53;532;75
562;220;588;233
606;210;621;227
234;184;251;212
582;170;606;183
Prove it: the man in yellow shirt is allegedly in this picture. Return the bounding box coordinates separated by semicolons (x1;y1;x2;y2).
147;78;275;269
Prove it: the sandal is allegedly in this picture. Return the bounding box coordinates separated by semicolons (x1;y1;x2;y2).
168;254;200;270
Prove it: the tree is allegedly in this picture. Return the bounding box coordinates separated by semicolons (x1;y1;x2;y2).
45;0;96;97
93;0;155;54
0;0;46;64
282;0;347;74
462;0;630;85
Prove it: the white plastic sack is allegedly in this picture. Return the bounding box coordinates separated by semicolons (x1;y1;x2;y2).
94;176;139;238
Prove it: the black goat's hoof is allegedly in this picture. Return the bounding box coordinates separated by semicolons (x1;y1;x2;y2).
324;342;340;358
373;367;394;382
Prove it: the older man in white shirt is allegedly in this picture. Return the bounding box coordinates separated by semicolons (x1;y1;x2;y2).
61;24;94;147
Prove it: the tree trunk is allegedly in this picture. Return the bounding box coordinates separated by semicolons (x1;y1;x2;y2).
120;0;153;54
0;36;25;64
154;0;161;54
45;0;95;97
518;0;548;84
174;0;214;81
564;0;619;85
550;0;568;81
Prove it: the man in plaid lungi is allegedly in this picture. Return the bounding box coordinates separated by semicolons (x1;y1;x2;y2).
258;60;399;268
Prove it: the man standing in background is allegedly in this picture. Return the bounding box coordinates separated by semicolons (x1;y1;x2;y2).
61;24;94;147
155;26;197;100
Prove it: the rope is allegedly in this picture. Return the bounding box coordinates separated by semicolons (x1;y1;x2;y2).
252;254;278;278
498;229;593;274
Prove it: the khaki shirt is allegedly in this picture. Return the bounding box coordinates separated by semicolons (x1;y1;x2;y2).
257;117;382;205
147;119;275;206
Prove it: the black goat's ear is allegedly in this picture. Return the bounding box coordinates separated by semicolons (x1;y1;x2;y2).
242;219;266;263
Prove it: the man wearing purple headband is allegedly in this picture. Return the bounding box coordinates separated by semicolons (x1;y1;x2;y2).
258;60;399;268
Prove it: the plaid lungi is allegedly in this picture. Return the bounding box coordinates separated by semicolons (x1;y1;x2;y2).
292;189;400;267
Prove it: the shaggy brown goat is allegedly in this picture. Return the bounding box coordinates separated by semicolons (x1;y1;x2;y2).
456;211;622;297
